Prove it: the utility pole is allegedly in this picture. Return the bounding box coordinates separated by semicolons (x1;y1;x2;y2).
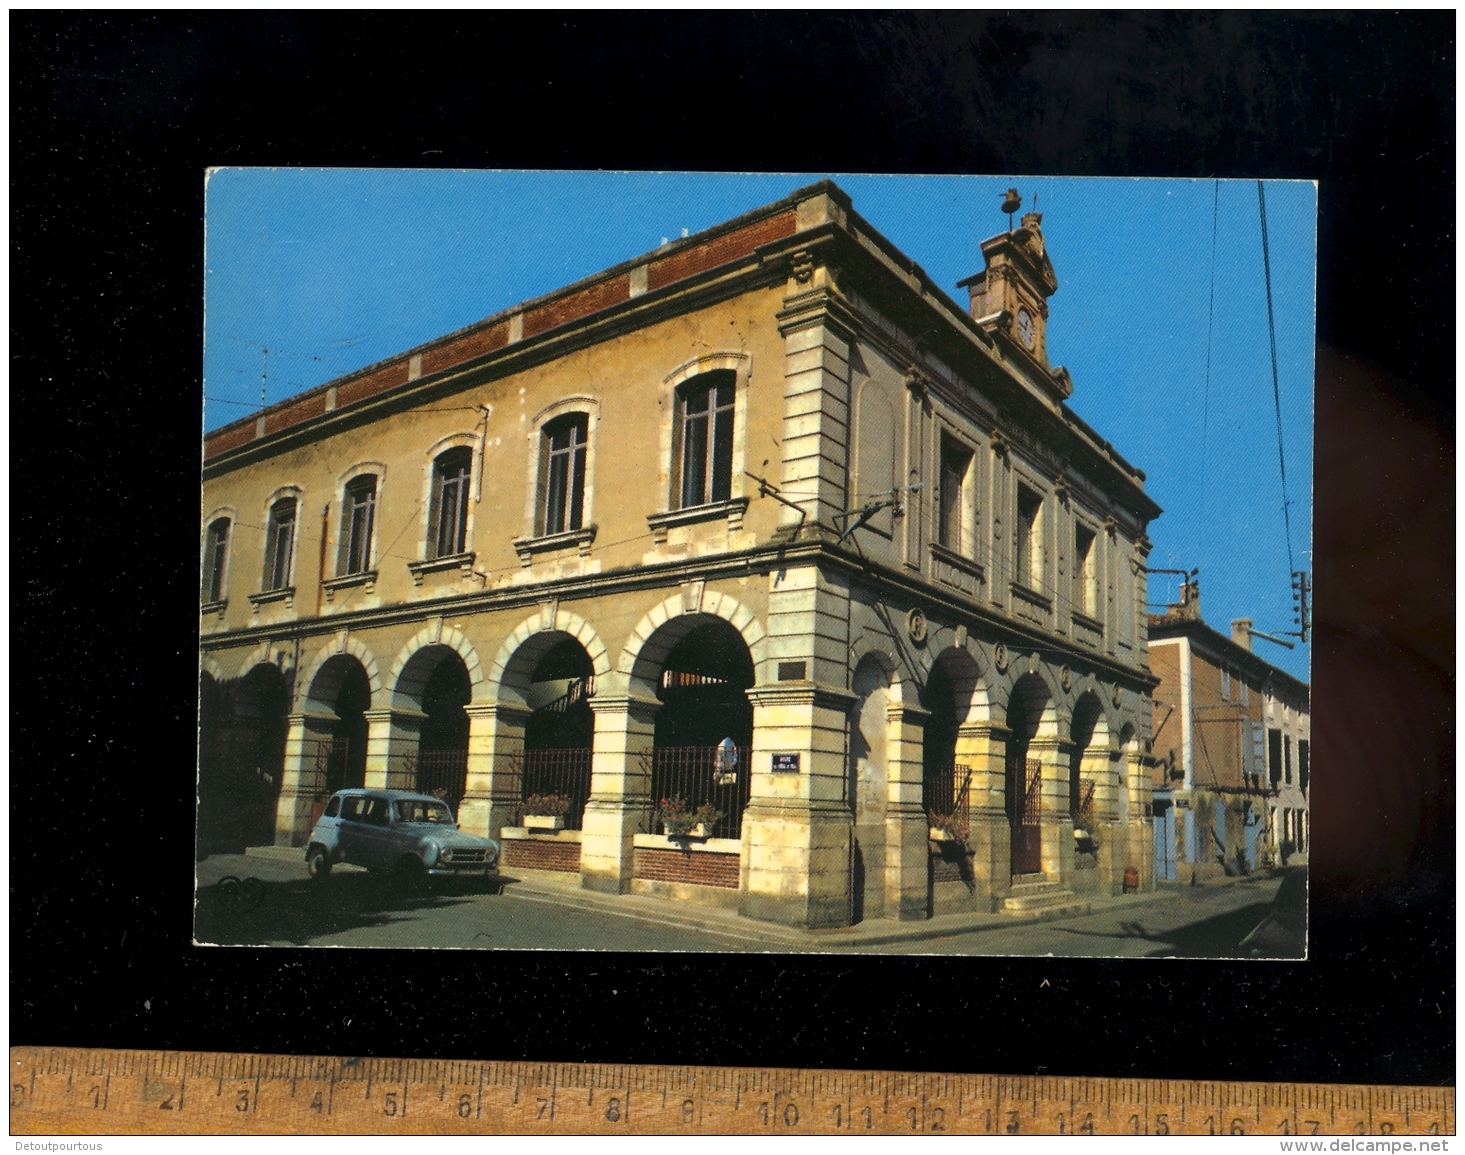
1288;570;1310;643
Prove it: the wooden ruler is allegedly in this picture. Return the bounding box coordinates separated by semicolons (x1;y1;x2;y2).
9;1048;1455;1136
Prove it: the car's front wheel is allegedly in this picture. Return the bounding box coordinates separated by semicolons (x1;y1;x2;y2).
391;856;430;897
306;846;332;879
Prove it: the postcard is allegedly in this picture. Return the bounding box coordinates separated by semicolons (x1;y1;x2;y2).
196;170;1314;958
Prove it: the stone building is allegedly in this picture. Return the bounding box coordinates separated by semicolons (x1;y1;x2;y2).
1148;591;1311;883
198;179;1161;928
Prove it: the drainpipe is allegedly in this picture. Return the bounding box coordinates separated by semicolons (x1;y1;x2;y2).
1179;636;1194;792
316;503;330;616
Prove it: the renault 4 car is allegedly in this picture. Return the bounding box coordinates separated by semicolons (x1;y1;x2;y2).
305;788;499;886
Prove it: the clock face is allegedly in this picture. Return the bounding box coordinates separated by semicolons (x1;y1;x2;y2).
1016;307;1035;348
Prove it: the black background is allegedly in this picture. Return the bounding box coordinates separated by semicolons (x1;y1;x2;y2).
12;12;1454;1085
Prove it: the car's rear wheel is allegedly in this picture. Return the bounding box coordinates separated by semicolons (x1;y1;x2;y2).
306;846;332;879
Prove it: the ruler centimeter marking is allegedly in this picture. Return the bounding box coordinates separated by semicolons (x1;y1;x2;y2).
8;1048;1455;1136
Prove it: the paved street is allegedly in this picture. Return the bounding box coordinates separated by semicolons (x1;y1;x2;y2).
194;848;1303;958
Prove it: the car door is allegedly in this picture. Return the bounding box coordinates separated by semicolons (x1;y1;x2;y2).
354;794;395;872
335;794;369;865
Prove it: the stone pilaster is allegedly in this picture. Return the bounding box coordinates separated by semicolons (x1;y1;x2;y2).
579;693;659;894
956;720;1011;905
274;712;331;847
776;273;854;533
741;682;857;928
362;708;424;791
1029;736;1076;883
884;699;931;921
456;703;530;839
1127;751;1157;891
1081;745;1123;893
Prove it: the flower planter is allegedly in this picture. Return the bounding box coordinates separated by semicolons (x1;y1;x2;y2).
524;814;566;832
664;823;709;839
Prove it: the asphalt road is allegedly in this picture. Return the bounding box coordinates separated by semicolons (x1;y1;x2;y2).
193;852;773;952
194;851;1301;957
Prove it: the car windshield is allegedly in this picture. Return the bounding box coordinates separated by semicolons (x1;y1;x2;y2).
394;799;455;824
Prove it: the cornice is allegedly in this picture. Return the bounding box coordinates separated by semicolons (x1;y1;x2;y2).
201;537;1158;693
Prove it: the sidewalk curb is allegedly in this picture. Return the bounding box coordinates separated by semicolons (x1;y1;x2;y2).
497;868;1208;951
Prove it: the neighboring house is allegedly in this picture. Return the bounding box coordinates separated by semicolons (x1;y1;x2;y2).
199;180;1161;928
1148;591;1310;884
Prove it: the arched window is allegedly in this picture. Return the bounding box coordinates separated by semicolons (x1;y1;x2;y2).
262;497;297;591
540;413;588;535
674;370;736;509
338;475;377;575
429;447;472;558
201;517;230;604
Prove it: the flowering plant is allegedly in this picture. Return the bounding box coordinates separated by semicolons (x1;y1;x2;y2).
523;792;572;818
927;810;971;846
656;796;723;837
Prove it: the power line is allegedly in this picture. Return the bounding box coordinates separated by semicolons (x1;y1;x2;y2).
1197;178;1219;566
1256;180;1297;579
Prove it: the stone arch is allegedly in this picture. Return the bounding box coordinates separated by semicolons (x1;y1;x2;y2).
485;608;612;710
660;350;751;391
1068;690;1112;830
618;591;767;698
924;644;991;726
993;661;1063;728
1005;671;1057;745
299;634;382;716
1070;690;1112;751
1118;721;1140;753
236;641;298;682
387;624;489;709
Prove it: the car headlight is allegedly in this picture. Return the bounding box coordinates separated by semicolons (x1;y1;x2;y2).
421;841;441;867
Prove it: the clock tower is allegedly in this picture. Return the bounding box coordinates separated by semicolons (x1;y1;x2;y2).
958;189;1073;401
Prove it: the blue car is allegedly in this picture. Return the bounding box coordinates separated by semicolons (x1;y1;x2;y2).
306;788;500;886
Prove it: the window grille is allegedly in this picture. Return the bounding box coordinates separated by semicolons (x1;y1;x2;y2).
513;747;593;830
643;744;750;839
262;498;296;591
677;372;735;509
429;448;472;558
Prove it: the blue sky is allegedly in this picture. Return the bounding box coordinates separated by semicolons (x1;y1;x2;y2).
203;170;1315;681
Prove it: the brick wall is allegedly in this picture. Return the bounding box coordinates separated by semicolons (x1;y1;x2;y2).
523;274;630;338
633;848;740;890
206;422;257;456
263;391;327;435
647;211;797;291
420;320;509;376
504;838;581;874
931;855;965;884
335;360;412;409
